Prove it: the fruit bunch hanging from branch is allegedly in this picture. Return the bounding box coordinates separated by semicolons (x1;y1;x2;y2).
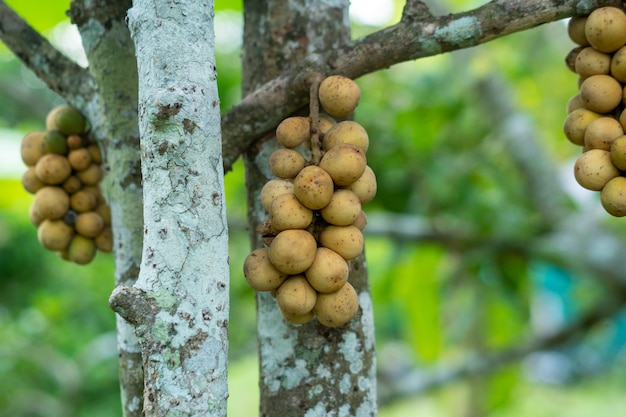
244;74;377;327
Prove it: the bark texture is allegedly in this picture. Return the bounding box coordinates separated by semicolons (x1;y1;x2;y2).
68;1;145;416
241;1;377;415
109;0;229;416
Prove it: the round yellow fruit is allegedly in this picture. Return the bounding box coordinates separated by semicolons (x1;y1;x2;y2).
568;15;589;46
585;6;626;53
575;46;611;77
268;229;318;274
611;135;626;170
611;45;626;82
276;116;311;148
269;192;313;232
279;307;315;325
566;94;584;114
269;148;305;179
563;108;603;146
574;149;620;191
319;143;367;186
75;211;105;238
318;75;361;118
579;74;622;114
345;165;377;204
87;144;102;164
33;186;70;220
601;176;626;216
68;148;93;171
317;114;337;137
323;120;369;152
70;190;97;213
68;235;97;265
318;224;364;260
20;131;46;166
76;163;104;185
305;247;349;293
95;203;111;226
583;116;624;151
21;167;45;194
62;175;82;194
95;227;113;253
243;248;289;291
37;219;74;251
320;189;362;226
35;154;72;185
314;282;359;328
260;179;294;212
276;275;317;316
293;165;334;210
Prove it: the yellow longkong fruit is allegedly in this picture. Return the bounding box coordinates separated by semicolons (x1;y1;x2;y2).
575;47;611;77
610;135;626;169
37;219;74;251
276;275;317;316
35;154;72;185
611;46;626;82
260;179;294;212
580;74;622;114
243;247;288;291
276;116;311;148
268;229;317;274
345;165;377;204
293;165;334;210
68;235;97;265
62;175;82;194
269;193;313;232
563;108;603;146
601;176;626;216
95;227;113;253
95;203;111;226
574;149;620;191
319;143;366;186
305;247;349;294
566;94;584;114
568;15;589;46
317;114;337;137
33;186;70;220
21;167;45;194
21;131;46;166
70;190;97;213
68;148;93;171
75;211;104;238
314;282;359;328
583;117;624;151
318;75;361;118
585;6;626;53
320;189;362;226
76;163;104;186
269;148;305;179
323;121;369;152
279;307;315;325
319;225;364;260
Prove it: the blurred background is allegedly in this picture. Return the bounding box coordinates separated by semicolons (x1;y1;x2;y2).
2;0;626;416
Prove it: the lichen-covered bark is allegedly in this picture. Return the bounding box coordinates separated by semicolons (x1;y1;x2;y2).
241;1;377;415
68;1;144;416
108;0;229;415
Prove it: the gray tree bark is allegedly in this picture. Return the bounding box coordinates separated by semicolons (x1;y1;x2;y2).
241;1;377;415
109;0;229;416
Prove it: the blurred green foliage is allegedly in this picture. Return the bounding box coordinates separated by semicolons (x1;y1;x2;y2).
1;0;626;416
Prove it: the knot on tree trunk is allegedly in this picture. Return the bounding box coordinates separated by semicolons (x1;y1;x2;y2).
109;285;156;326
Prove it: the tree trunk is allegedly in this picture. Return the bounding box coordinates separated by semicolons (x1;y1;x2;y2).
68;1;145;416
241;1;377;415
108;0;229;416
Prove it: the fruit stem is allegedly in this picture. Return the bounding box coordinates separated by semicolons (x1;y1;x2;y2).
307;71;324;164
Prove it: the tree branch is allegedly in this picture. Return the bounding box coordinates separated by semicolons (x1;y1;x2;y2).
0;0;95;103
221;0;622;172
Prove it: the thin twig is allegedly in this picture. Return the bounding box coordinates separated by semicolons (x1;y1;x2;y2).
307;72;323;164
